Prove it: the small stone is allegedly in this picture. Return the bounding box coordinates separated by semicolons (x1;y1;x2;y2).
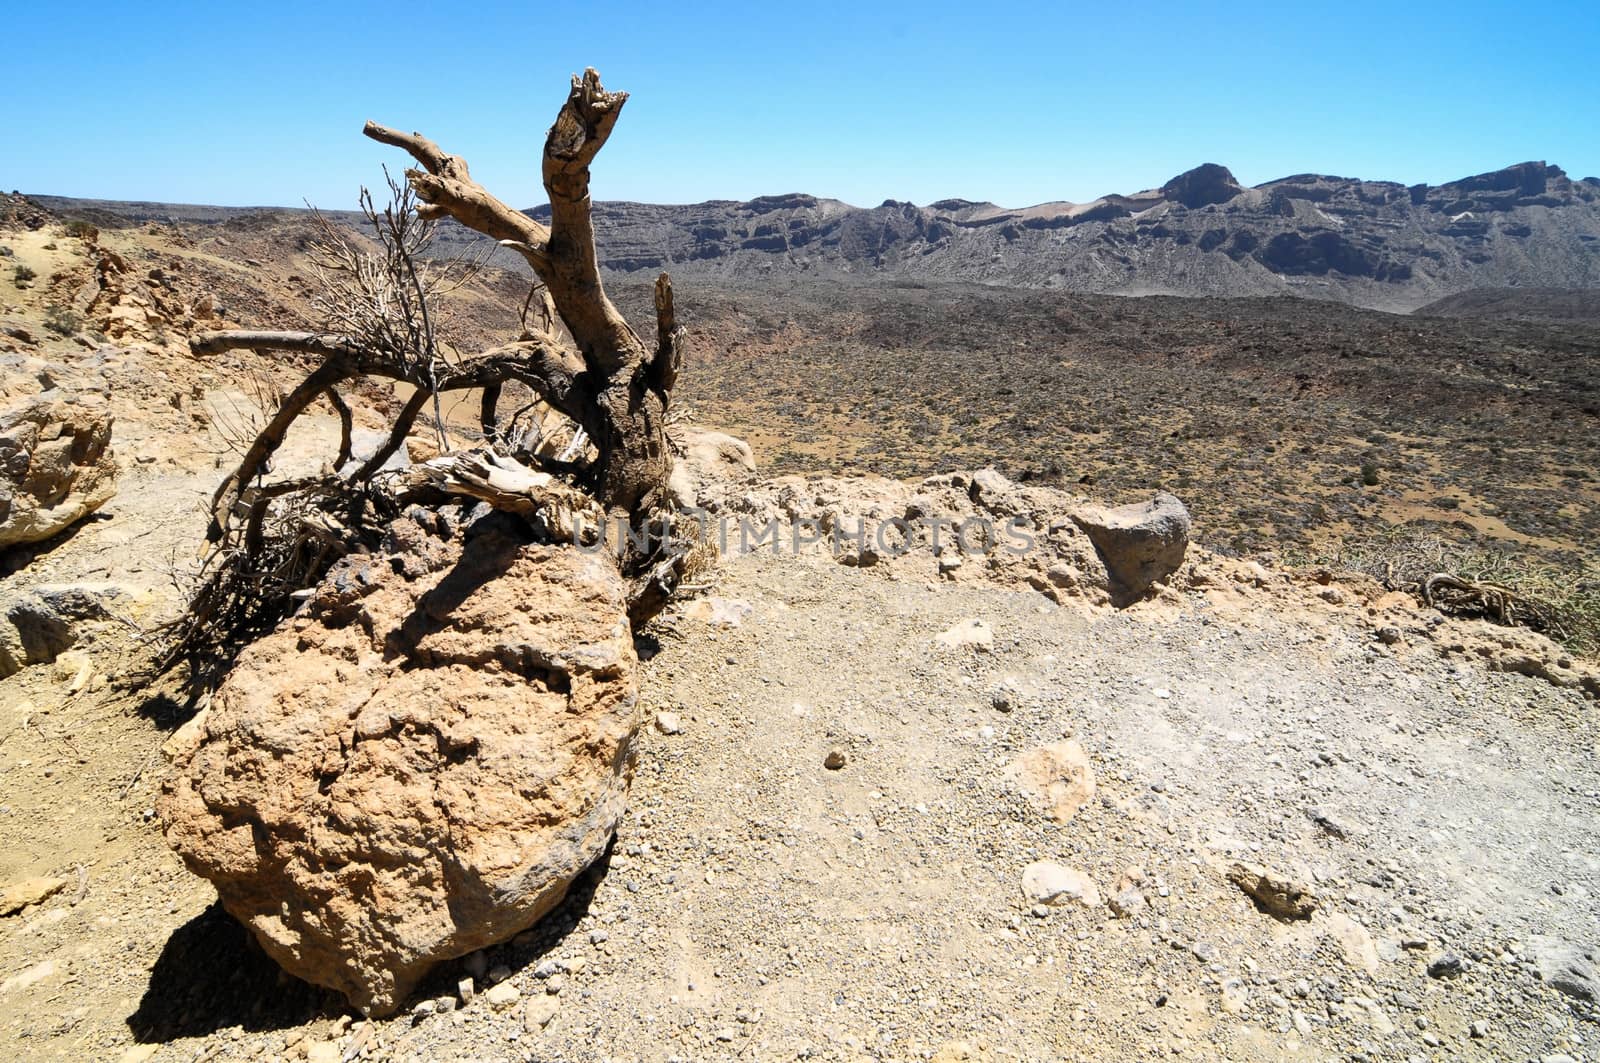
533;959;561;979
1109;887;1147;919
305;1043;340;1063
1377;626;1401;645
1469;1020;1489;1038
1427;953;1464;979
1191;942;1216;963
1226;861;1317;920
457;975;476;1004
714;1028;736;1042
524;994;559;1031
589;929;610;945
824;748;848;770
484;981;520;1009
653;711;682;735
1220;978;1248;1014
990;691;1012;712
934;618;993;650
1021;861;1101;908
0;876;69;916
1003;741;1095;824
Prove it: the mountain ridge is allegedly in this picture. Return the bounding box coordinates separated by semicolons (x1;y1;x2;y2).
30;159;1600;311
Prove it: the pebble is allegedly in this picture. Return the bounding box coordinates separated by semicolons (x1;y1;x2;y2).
824;748;848;770
524;995;559;1031
1469;1019;1489;1038
1427;953;1464;979
1021;861;1101;908
654;712;683;735
484;981;521;1009
457;976;475;1004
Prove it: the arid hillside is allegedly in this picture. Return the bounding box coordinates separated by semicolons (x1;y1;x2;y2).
34;158;1600;311
7;193;1597;641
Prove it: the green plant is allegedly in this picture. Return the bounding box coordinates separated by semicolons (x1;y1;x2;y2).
1360;460;1380;486
12;263;36;284
63;219;99;242
43;303;82;336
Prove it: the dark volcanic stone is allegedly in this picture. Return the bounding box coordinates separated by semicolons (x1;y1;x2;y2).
1161;163;1245;208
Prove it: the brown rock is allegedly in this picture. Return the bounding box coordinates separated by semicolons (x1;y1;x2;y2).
0;876;68;916
1070;492;1190;599
160;507;641;1016
0;392;117;549
1227;861;1318;920
1003;741;1096;823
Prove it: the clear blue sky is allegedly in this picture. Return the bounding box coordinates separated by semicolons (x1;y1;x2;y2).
8;0;1598;210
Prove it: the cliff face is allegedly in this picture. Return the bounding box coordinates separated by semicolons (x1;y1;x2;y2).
555;161;1600;310
33;161;1600;310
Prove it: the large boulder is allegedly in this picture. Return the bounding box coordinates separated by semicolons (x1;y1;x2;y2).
1071;492;1191;599
160;505;641;1016
0;391;118;549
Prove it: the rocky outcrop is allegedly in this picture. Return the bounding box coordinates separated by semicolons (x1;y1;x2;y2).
1161;163;1245;208
0;582;130;677
160;505;642;1016
667;426;757;509
1071;493;1191;599
1529;936;1597;1002
39;159;1600;308
0;391;118;549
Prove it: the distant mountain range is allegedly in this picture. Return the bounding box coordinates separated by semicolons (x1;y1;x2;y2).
32;160;1600;311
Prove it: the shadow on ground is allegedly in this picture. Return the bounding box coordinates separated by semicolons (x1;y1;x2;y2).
127;901;331;1042
127;842;614;1042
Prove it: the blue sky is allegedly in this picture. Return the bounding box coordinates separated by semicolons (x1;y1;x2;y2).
8;0;1598;210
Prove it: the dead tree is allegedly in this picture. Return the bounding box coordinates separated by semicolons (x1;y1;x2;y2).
168;69;691;670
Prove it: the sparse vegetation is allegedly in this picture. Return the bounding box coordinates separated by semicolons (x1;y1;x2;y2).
43;303;82;336
63;218;99;241
1322;525;1600;656
12;262;35;285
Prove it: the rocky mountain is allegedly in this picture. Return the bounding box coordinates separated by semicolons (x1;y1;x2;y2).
32;160;1600;311
551;161;1600;311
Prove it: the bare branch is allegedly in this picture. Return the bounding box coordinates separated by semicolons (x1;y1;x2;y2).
191;330;360;360
362;121;552;275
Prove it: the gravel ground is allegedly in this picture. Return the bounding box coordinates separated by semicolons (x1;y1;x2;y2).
4;541;1597;1062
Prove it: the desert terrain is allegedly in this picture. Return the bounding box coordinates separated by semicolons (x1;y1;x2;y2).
1;166;1598;1063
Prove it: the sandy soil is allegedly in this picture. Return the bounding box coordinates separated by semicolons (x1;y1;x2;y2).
3;470;1598;1060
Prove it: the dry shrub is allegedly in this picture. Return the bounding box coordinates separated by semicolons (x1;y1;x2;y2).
1322;525;1600;657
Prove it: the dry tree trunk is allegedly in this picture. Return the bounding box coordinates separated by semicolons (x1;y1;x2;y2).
361;68;680;518
170;69;690;671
